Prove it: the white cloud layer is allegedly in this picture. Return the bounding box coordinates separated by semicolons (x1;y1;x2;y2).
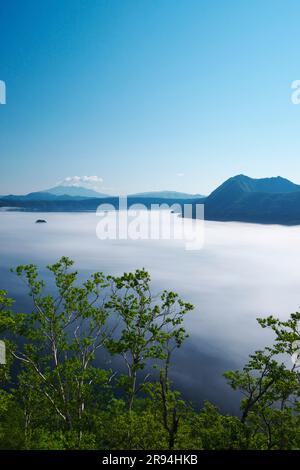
59;176;104;190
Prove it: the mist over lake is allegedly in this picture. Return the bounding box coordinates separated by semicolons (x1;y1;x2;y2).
1;211;299;414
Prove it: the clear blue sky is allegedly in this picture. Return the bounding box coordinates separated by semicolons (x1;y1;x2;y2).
1;0;300;195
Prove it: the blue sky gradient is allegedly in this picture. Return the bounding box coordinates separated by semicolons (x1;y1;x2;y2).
1;0;300;195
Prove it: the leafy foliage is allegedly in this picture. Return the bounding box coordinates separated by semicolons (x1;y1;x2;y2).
1;257;300;449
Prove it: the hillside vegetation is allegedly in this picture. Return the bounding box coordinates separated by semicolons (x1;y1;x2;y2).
1;258;300;450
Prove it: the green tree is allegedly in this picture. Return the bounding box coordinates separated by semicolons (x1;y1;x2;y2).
6;257;113;445
105;269;193;411
225;313;300;449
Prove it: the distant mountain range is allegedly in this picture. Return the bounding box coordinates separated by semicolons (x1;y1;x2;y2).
2;185;110;201
2;175;300;225
203;175;300;224
129;190;205;199
45;185;109;198
1;186;204;201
